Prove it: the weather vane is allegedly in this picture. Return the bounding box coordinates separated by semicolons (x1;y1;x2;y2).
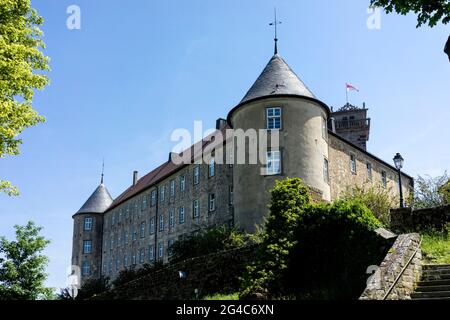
269;7;282;54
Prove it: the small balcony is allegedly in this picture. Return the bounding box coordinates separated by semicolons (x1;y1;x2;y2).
335;118;371;130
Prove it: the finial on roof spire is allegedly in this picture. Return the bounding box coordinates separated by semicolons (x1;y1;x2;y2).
269;7;282;55
101;159;104;184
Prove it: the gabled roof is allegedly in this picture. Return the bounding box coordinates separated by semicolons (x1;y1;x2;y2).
106;124;231;212
75;184;113;215
240;54;316;104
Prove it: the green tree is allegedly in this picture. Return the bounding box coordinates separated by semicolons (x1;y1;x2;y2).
0;221;52;300
370;0;450;27
240;178;311;298
59;276;110;300
438;178;450;204
0;0;50;195
413;172;449;208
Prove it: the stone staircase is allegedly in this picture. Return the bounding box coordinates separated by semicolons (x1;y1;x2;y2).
411;265;450;300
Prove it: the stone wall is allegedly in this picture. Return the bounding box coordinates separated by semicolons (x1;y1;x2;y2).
93;246;256;300
328;133;413;202
390;205;450;234
360;233;422;300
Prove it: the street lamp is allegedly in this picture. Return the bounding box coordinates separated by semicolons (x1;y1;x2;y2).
393;153;405;208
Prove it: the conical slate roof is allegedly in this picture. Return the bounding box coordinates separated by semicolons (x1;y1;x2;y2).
240;54;316;104
75;184;113;215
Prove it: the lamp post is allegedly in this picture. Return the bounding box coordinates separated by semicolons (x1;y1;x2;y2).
393;153;405;208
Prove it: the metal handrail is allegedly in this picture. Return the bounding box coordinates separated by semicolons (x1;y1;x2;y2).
382;236;423;300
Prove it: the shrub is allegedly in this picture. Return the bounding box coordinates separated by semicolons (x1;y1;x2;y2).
240;178;311;298
59;276;110;300
413;172;449;209
340;185;395;226
285;200;384;299
111;262;164;288
169;226;248;264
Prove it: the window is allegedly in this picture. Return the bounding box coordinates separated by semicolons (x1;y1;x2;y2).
193;200;200;218
109;260;113;274
124;255;129;268
160;186;166;203
266;151;281;175
116;258;120;271
149;245;155;261
323;158;330;184
84;217;93;231
209;158;215;178
381;171;388;188
139;248;145;264
322;116;328;139
140;222;146;238
229;186;234;205
117;233;122;247
179;206;185;224
132;228;137;242
168;239;175;250
83;240;92;254
350;154;357;174
180;175;186;192
142;195;147;210
366;162;373;181
267;107;282;130
112;213;116;226
158;242;164;259
110;236;114;251
132;253;137;265
193;166;200;185
125;231;129;245
159;215;165;231
169;209;175;228
150;217;155;235
82;261;90;276
126;204;130;217
209;194;216;212
170;180;176;197
151;190;157;206
119;210;122;222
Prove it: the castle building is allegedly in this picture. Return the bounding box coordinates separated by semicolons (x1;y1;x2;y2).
72;49;413;284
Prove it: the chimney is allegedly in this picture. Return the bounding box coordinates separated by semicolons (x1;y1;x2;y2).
331;117;336;133
133;171;138;186
216;118;227;130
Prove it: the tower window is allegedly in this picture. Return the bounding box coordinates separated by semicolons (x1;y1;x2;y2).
82;261;91;276
193;166;200;185
209;194;216;213
266;151;282;175
209;158;215;178
83;240;92;254
84;217;93;231
322;116;328;140
193;199;200;218
179;206;185;224
350;154;357;174
267;107;282;130
323;158;330;184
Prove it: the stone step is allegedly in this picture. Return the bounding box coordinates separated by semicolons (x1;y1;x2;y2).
412;297;450;301
423;264;450;270
418;279;450;287
422;269;450;276
422;274;450;281
415;285;450;292
410;291;450;299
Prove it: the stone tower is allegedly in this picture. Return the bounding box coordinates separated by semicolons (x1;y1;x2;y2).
330;103;371;150
227;53;331;232
72;179;113;285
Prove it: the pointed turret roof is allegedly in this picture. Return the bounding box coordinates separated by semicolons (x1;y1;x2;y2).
240;54;316;104
75;184;113;215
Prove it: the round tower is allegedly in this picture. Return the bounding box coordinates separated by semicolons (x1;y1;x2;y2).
227;53;331;232
72;179;113;285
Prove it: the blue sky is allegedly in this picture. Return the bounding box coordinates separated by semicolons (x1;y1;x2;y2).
0;0;449;290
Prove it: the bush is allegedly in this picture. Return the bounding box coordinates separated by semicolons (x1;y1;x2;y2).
59;276;110;300
413;172;449;209
169;226;248;264
111;262;164;288
240;178;311;298
340;185;395;226
285;200;384;299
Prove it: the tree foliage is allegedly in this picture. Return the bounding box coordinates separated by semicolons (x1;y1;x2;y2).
240;178;311;298
0;0;50;195
370;0;450;27
169;225;248;264
0;221;52;300
340;185;396;226
413;172;450;209
59;276;110;300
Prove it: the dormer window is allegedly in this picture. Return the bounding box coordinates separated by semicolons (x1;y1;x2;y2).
267;107;282;130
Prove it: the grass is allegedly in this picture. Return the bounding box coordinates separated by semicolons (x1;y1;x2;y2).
203;293;239;300
421;231;450;265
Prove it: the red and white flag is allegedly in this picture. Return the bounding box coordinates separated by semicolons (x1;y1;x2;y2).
346;83;359;92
